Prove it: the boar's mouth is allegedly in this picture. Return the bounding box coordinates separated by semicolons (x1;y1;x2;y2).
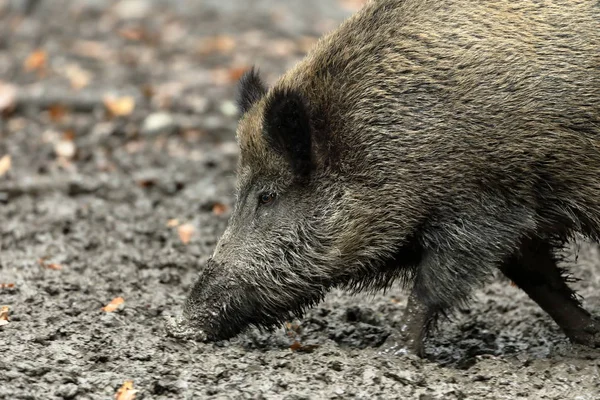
166;258;330;342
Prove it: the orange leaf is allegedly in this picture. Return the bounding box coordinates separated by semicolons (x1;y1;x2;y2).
38;258;63;270
24;49;47;72
228;66;249;83
0;81;17;113
119;28;145;41
166;219;180;228
212;203;228;216
177;223;195;244
115;380;137;400
48;104;68;122
198;35;236;55
0;155;11;177
0;283;15;289
0;306;9;326
290;340;302;352
103;95;135;117
102;297;125;312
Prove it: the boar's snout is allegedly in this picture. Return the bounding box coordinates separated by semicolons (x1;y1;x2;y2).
166;258;248;342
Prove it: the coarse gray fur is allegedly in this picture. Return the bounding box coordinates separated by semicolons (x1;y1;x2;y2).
167;0;600;354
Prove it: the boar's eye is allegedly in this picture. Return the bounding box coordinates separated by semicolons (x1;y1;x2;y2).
258;192;277;206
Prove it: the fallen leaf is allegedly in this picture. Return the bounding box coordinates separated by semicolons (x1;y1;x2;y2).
0;283;15;289
103;95;135;117
136;178;156;188
0;81;17;113
64;64;92;90
212;203;228;216
72;40;113;61
115;380;137;400
197;35;236;55
228;66;249;83
166;219;179;228
62;130;76;141
48;104;68;122
24;49;47;72
0;155;11;177
0;306;9;326
289;340;319;353
102;297;125;312
177;223;195;244
38;258;63;270
290;340;302;351
119;27;145;41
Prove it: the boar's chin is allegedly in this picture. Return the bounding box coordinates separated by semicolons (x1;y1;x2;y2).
168;260;330;342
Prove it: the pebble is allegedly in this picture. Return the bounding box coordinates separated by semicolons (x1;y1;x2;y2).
142;112;178;136
112;0;150;19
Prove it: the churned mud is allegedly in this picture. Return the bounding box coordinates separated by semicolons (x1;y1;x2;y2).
1;1;599;399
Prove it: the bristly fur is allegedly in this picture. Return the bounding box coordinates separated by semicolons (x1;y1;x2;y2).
236;66;267;115
173;0;600;350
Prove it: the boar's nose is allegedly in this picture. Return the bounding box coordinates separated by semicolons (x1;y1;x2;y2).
164;258;222;341
164;314;207;341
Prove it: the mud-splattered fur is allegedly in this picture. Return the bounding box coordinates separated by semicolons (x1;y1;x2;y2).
174;0;600;346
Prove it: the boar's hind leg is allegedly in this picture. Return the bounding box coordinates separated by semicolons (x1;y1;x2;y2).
499;237;600;347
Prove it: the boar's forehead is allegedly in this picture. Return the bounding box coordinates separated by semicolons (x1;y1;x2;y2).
236;107;290;179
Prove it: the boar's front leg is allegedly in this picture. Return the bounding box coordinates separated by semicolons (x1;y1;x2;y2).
500;237;600;347
380;287;438;357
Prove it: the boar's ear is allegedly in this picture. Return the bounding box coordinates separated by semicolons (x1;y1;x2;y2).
236;67;267;114
263;88;312;178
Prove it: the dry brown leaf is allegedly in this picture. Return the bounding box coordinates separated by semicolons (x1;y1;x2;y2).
212;203;228;216
62;130;76;141
289;340;319;353
177;223;195;244
115;380;137;400
48;104;68;122
0;81;17;113
102;297;125;312
0;283;15;289
0;306;9;326
0;155;11;177
24;49;47;72
38;258;63;270
198;35;236;55
228;66;249;83
119;27;145;41
72;40;113;61
166;219;180;228
103;95;135;117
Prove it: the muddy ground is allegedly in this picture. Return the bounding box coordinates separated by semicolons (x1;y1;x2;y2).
1;1;599;399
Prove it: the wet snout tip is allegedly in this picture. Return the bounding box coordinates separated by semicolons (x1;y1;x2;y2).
164;314;207;342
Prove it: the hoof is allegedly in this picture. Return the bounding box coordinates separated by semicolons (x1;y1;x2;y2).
378;327;425;358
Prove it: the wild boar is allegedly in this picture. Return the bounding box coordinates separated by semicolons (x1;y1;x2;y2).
167;0;600;356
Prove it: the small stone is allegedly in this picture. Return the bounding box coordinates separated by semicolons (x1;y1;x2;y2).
113;0;150;19
219;100;238;117
142;112;178;136
55;140;76;159
55;383;78;399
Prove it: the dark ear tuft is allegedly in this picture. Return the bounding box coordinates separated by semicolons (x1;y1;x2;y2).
237;67;267;114
263;88;312;178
